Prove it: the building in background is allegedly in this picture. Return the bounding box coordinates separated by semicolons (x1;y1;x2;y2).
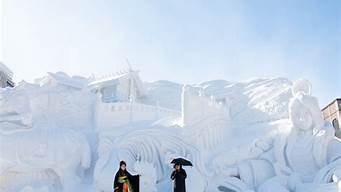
88;68;146;103
322;98;341;138
0;62;14;88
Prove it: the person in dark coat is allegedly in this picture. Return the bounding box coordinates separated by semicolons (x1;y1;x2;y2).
171;164;187;192
113;161;139;192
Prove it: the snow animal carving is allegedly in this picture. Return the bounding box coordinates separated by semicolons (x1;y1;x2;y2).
0;128;91;192
94;128;205;192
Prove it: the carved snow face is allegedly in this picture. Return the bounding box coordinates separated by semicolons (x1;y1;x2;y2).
290;100;314;132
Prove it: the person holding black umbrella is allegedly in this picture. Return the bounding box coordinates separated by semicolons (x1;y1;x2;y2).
171;164;187;192
171;157;192;192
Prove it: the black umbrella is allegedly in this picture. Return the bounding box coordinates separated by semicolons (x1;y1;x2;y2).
171;158;193;166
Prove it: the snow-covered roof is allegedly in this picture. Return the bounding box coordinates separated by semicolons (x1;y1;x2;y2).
0;62;13;78
36;72;87;89
88;70;146;96
88;73;128;88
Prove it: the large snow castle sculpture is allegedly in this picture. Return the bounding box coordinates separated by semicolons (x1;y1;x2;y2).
0;70;340;192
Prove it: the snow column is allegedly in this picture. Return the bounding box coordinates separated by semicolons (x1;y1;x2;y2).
181;85;189;126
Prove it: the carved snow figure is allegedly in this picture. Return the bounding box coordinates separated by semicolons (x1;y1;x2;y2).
210;80;341;192
256;80;341;192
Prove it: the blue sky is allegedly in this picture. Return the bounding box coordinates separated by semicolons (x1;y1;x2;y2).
1;0;340;106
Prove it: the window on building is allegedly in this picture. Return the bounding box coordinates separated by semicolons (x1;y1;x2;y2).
332;118;339;131
332;118;341;138
101;85;118;103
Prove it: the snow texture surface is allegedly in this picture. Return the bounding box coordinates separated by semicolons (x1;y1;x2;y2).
0;72;340;192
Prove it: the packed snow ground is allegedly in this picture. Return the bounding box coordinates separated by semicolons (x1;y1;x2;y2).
0;71;340;192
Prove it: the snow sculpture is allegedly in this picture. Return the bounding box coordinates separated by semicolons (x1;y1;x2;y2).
133;161;158;192
257;80;341;192
181;85;229;126
181;85;230;150
88;69;146;103
214;79;341;192
0;85;33;131
207;158;275;191
34;72;95;131
94;128;205;192
0;127;91;192
1;70;340;192
0;78;92;192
